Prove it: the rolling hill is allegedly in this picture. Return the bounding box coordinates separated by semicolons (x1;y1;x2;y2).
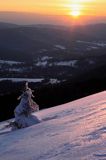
0;91;106;160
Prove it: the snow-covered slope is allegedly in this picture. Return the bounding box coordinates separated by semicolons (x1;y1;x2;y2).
0;91;106;160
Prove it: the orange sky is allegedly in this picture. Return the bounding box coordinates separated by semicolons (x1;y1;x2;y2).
0;0;106;24
0;0;106;16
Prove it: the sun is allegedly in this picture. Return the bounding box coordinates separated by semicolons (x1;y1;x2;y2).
71;10;80;17
69;4;82;18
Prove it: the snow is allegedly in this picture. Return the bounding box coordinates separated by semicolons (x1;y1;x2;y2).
36;61;48;67
77;40;106;46
87;46;99;51
0;60;24;65
55;45;66;50
35;60;78;67
76;41;106;49
0;78;44;83
41;56;53;61
54;60;78;67
34;56;77;68
9;68;24;72
34;56;52;67
49;79;60;84
0;78;62;84
0;91;106;160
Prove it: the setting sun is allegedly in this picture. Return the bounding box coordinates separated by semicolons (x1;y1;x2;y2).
69;4;82;17
0;0;106;24
71;10;80;17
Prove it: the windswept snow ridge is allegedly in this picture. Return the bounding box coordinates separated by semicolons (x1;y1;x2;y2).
0;91;106;160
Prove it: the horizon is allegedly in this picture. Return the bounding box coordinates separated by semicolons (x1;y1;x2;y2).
0;19;106;26
0;11;106;26
0;0;106;25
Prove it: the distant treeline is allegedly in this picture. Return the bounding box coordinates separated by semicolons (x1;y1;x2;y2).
0;64;106;122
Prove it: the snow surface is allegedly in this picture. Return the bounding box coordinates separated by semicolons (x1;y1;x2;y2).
8;68;24;72
35;56;52;67
55;45;66;50
0;91;106;160
0;78;44;83
40;56;53;61
35;59;77;68
76;41;106;51
77;40;106;47
0;78;62;84
54;60;77;67
0;60;24;65
36;61;48;67
49;79;61;84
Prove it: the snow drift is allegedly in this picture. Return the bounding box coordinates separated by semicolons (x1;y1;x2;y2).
0;91;106;160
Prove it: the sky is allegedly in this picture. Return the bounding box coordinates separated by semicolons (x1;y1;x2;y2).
0;0;106;25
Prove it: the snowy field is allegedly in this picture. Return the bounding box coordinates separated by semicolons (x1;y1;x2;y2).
0;91;106;160
0;78;62;84
0;60;24;65
76;40;106;51
0;78;44;83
